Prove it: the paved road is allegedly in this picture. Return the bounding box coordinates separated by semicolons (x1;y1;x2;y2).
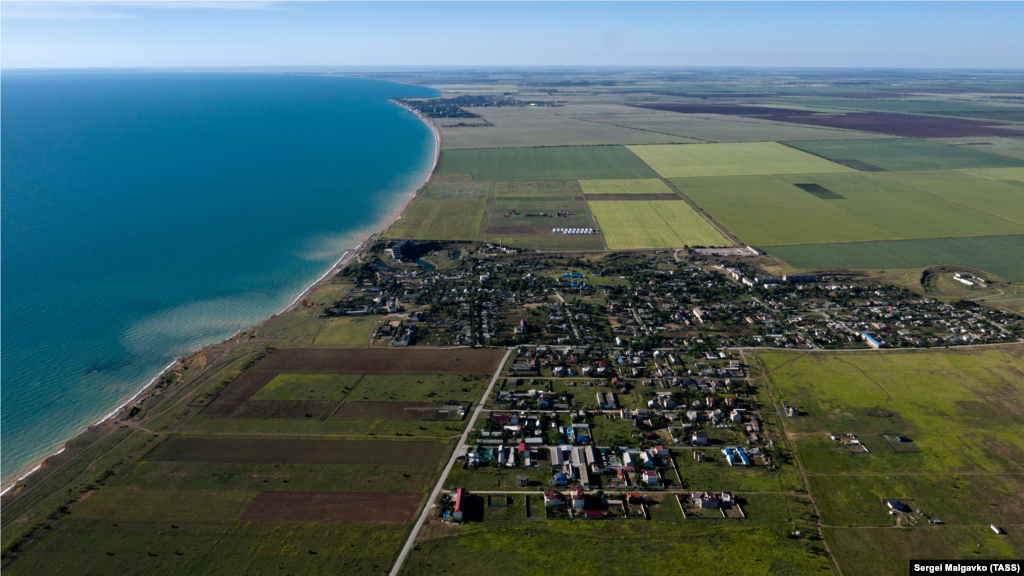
388;347;515;576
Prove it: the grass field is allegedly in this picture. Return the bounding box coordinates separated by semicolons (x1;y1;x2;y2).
628;142;854;178
313;316;374;346
349;374;489;402
784;138;1024;172
881;169;1024;226
929;137;1024;162
579;178;677;195
760;347;1024;474
565;112;889;143
765;235;1024;281
73;489;256;522
145;437;452;466
589;200;728;249
490;179;583;197
253;374;361;401
435;146;660;181
385;198;485;240
419;181;491;200
674;172;1024;247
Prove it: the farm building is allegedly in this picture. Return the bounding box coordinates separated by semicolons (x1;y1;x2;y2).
453;489;466;521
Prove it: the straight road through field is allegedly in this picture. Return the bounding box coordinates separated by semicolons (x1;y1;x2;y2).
388;347;515;576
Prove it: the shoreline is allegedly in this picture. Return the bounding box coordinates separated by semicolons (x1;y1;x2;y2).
1;94;442;496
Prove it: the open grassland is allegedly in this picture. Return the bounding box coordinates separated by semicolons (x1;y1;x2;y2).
823;527;1022;576
109;461;442;494
180;413;465;437
490;179;583;197
73;489;256;523
673;450;805;493
419;181;490;200
253;374;361;401
435;146;660;181
566;112;889;143
674;172;1024;247
385;198;485;241
438;107;688;149
482;231;607;252
760;347;1024;474
579;178;677;195
349;373;489;402
4;519;409;576
145;437;451;466
784;138;1024;172
929;137;1024;162
241;492;424;523
313;316;374;346
589;200;728;249
766;235;1024;281
629;142;854;178
253;347;505;375
403;516;833;576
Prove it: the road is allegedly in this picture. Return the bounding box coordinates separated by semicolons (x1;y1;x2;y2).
388;347;515;576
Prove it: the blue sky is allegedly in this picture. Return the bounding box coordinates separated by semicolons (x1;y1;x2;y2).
3;2;1022;70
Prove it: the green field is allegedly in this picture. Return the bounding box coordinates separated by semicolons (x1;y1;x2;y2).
929;138;1024;162
674;172;1024;247
579;178;677;195
349;374;490;403
435;146;660;181
490;179;583;197
566;112;889;143
385;199;485;240
313;316;374;346
419;181;491;200
253;374;361;401
784;138;1024;172
765;235;1024;281
881;169;1024;226
628;142;854;178
589;200;728;249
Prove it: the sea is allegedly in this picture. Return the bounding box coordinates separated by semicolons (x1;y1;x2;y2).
1;72;439;483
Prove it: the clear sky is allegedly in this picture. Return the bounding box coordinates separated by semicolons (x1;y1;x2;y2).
3;1;1022;70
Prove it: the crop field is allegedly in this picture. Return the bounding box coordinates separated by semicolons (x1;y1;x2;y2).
784;138;1024;171
313;316;374;346
435;146;660;181
144;437;451;466
567;112;890;143
3;519;410;576
589;200;728;249
73;488;256;523
482;230;607;252
579;178;677;196
673;172;1024;247
759;347;1024;474
419;181;491;200
490;179;583;197
109;461;442;493
240;492;424;523
253;373;361;401
627;142;853;178
765;235;1024;281
231;399;341;420
385;198;485;240
930;137;1024;161
253;347;505;375
347;374;489;402
437;107;688;149
201;370;277;418
880;169;1024;225
775;112;1024;138
332;401;448;420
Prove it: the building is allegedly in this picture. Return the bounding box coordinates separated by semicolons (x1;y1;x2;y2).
700;492;720;509
571;487;585;508
453;488;466;521
516;474;530;487
861;332;884;349
783;274;818;283
642;470;659;486
692;431;708;445
543;490;564;506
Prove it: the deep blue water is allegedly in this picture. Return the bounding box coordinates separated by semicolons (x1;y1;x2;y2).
1;72;438;481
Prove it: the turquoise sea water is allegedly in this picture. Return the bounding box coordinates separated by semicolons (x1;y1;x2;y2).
1;72;438;482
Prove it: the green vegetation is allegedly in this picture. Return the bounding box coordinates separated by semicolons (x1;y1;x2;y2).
314;317;374;346
628;142;854;178
929;138;1024;162
765;235;1024;281
350;374;489;402
490;179;583;197
823;527;1019;576
589;200;728;249
435;146;660;181
385;199;485;240
419;181;490;200
674;172;1024;247
882;169;1024;225
73;489;256;522
784;138;1024;172
253;374;361;401
579;178;676;195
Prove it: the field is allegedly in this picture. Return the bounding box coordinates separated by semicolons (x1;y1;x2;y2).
765;235;1024;281
419;181;491;200
240;492;424;523
673;172;1024;247
489;179;583;197
252;347;505;374
145;437;451;466
929;137;1024;161
784;138;1024;171
313;316;374;346
347;373;489;402
774;112;1024;138
579;178;677;196
253;373;361;401
589;200;729;249
434;146;660;181
627;142;854;178
385;199;485;240
567;112;891;143
881;169;1024;225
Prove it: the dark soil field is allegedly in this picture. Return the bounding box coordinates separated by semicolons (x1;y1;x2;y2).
777;112;1024;138
332;401;445;420
255;347;504;375
144;437;451;466
240;492;424;523
633;103;817;118
583;193;681;201
201;371;277;418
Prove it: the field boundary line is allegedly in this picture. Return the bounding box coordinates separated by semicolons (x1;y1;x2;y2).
389;347;515;576
661;178;742;246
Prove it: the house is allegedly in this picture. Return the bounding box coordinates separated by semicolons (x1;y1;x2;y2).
453;488;466;521
627;492;643;505
720;492;735;506
571;487;585;508
692;431;708;445
653;446;669;456
686;410;699;422
553;472;569;486
516;474;530;487
543;490;564;506
887;500;909;513
585;509;604;519
642;470;659;486
700;492;720;509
